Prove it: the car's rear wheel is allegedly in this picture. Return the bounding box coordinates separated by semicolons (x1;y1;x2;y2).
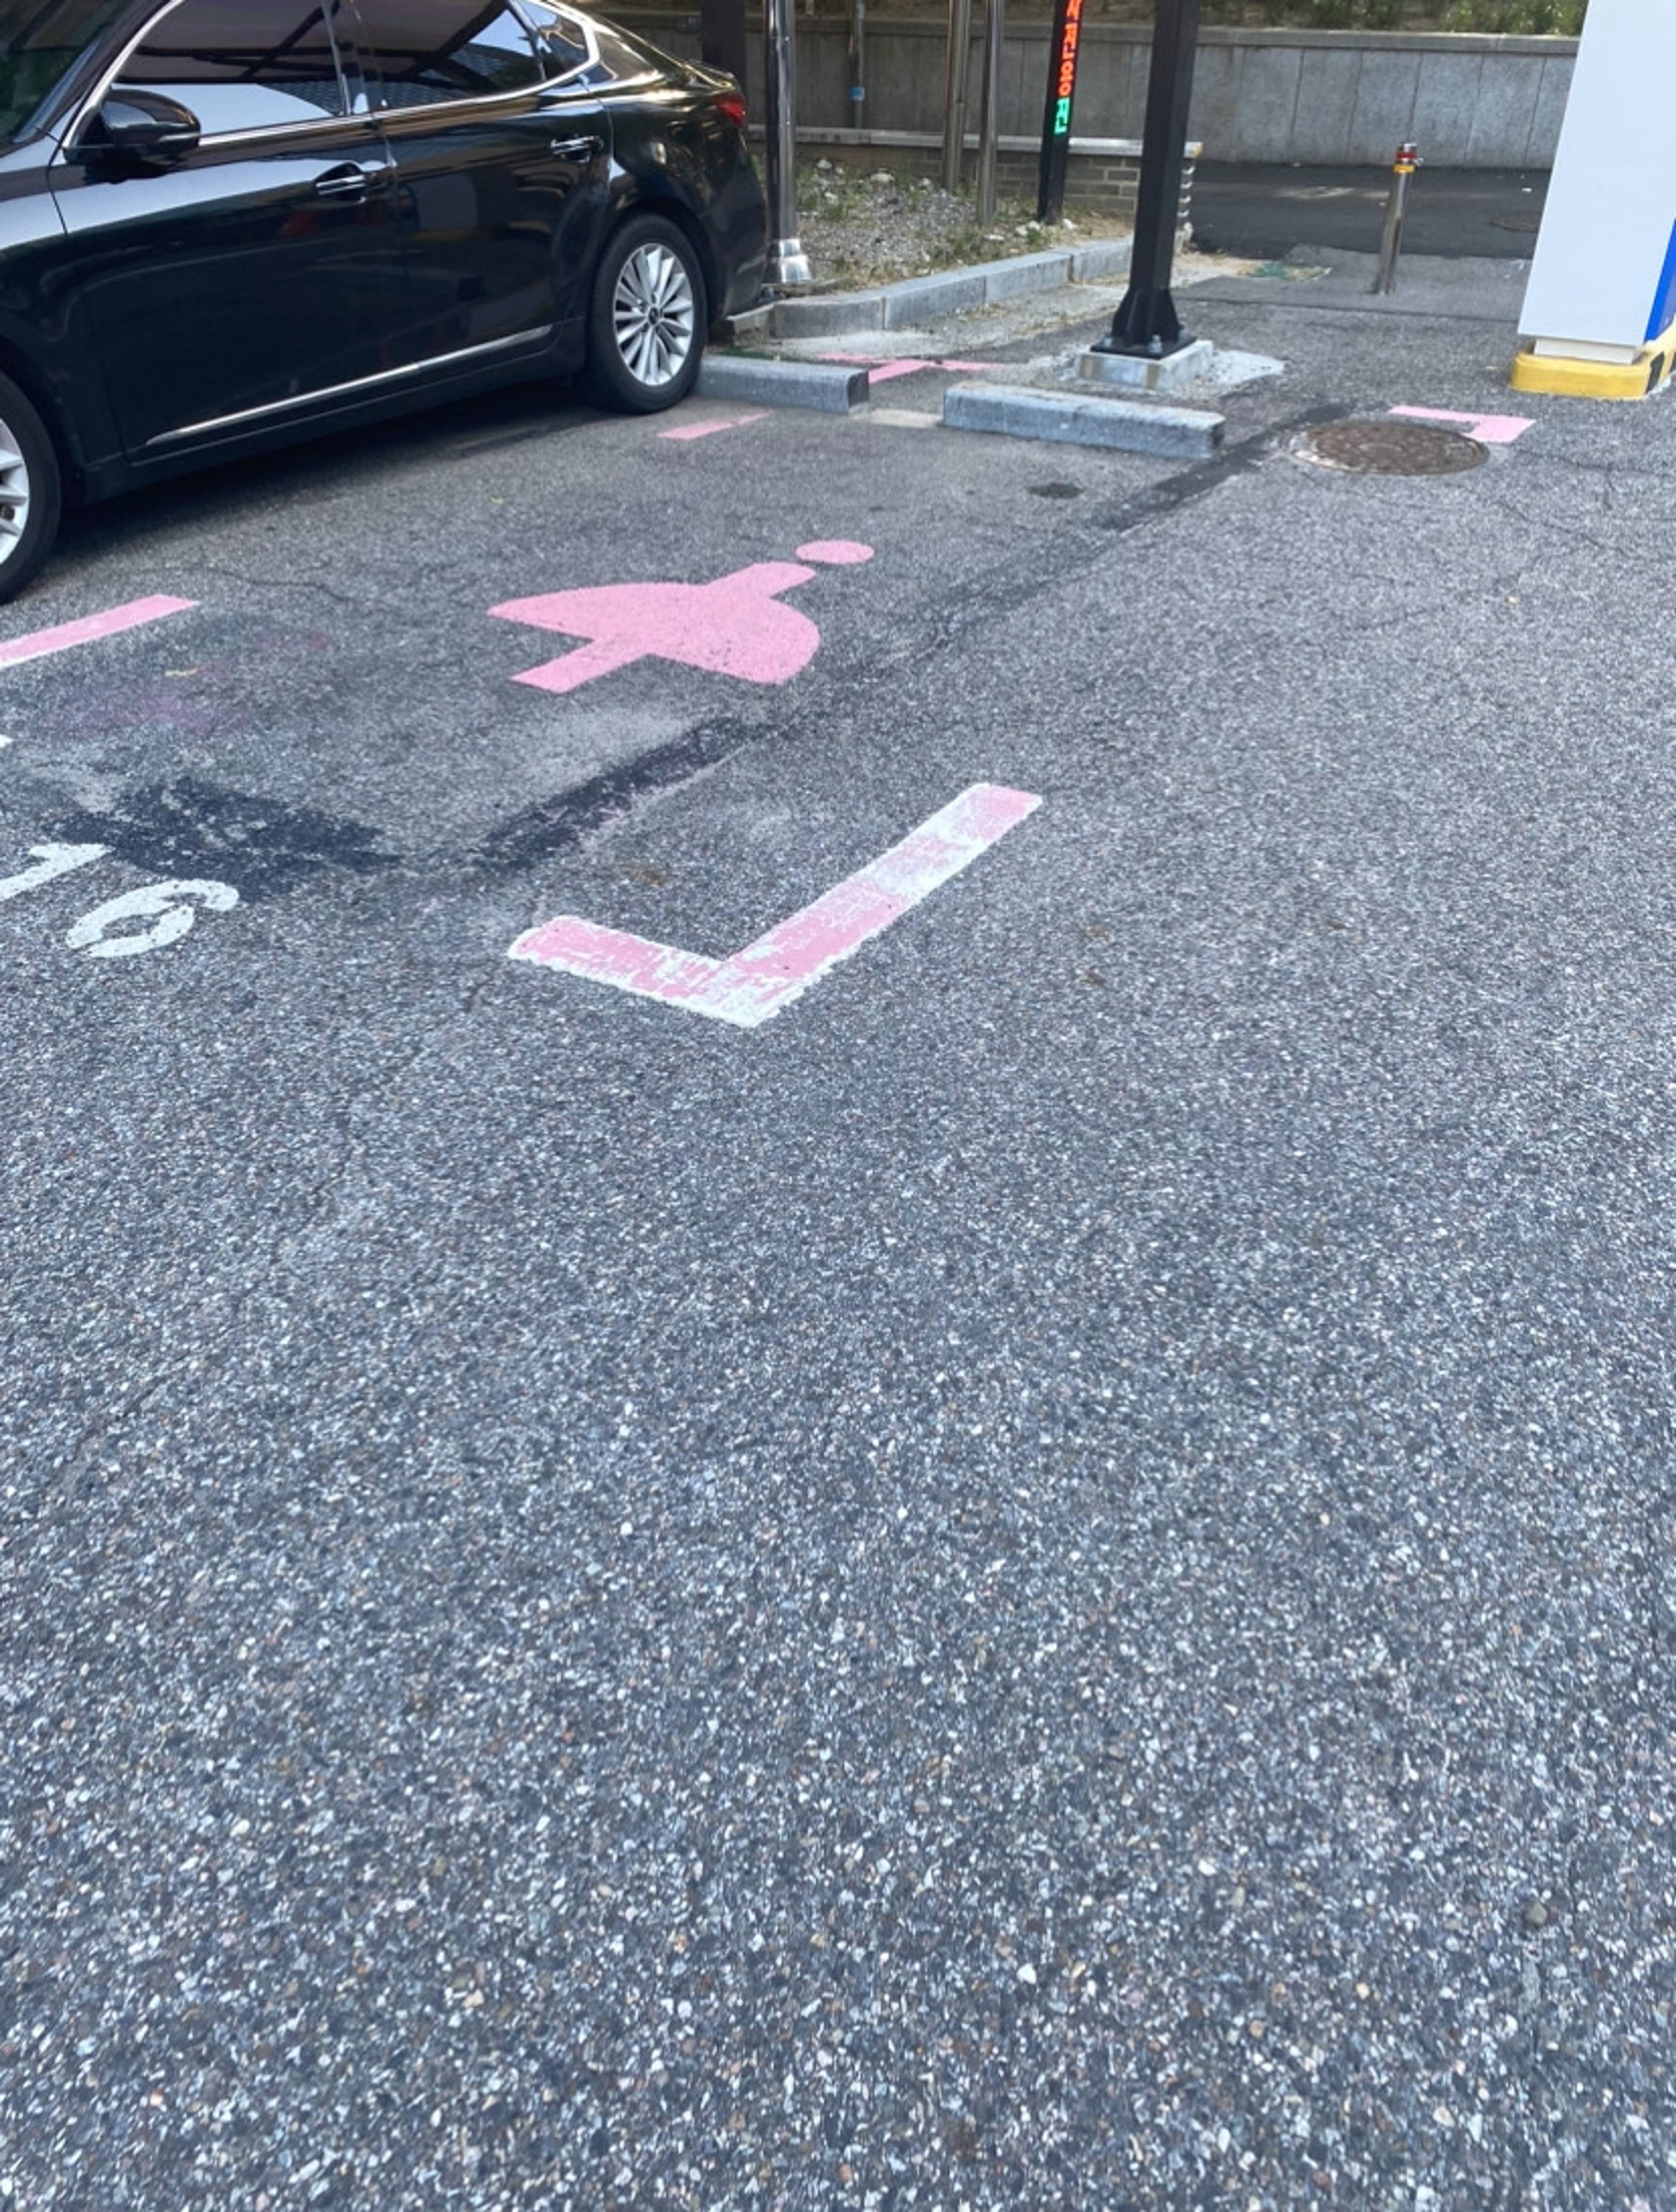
582;215;706;413
0;373;61;605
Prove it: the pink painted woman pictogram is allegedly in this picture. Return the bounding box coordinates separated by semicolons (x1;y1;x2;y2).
489;540;874;695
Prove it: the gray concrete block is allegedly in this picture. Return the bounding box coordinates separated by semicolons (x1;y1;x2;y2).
1074;41;1130;136
1071;236;1133;283
1411;50;1482;164
1349;49;1420;164
1466;53;1545;166
943;381;1223;459
1526;54;1575;168
1077;338;1215;394
1227;45;1301;163
982;250;1074;302
1187;44;1243;162
1121;38;1152;136
1291;46;1361;164
770;291;887;336
697;355;870;413
883;268;989;328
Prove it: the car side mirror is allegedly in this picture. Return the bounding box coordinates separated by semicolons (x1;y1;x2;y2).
82;90;202;166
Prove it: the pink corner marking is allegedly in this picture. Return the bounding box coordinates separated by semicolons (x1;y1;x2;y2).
0;594;197;672
1389;405;1534;446
659;412;768;441
509;782;1042;1028
491;545;874;694
937;359;996;374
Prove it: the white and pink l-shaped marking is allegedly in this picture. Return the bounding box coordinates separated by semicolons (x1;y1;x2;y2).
510;782;1041;1028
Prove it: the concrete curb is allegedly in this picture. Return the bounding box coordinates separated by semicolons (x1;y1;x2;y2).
760;234;1133;339
943;382;1224;459
696;355;870;413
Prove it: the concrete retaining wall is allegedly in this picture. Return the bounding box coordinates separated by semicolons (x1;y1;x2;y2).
623;16;1576;169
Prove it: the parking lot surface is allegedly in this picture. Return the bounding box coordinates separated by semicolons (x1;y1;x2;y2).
3;268;1675;2210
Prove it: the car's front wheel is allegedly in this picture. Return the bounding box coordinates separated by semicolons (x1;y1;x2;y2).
0;372;61;606
582;216;706;414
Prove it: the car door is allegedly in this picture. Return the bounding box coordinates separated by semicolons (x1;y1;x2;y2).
340;0;609;369
52;0;409;458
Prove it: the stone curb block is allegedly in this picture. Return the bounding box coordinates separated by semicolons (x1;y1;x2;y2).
1070;237;1133;283
768;291;889;336
696;355;870;413
882;267;989;328
942;382;1223;459
720;304;777;340
982;248;1075;302
764;232;1134;338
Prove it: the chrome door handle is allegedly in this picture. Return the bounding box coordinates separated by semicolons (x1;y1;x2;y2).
550;134;603;159
315;161;392;199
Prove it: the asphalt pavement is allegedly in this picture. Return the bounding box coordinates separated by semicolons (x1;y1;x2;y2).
1191;163;1549;262
3;250;1674;2211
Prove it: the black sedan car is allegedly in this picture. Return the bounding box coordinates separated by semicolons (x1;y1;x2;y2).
0;0;767;599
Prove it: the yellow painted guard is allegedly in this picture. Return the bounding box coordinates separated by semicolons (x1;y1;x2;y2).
1511;331;1676;400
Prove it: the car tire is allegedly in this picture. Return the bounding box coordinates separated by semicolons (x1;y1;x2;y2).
581;215;707;414
0;371;61;605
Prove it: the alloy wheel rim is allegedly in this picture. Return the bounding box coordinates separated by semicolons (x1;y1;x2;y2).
0;412;30;562
612;243;696;389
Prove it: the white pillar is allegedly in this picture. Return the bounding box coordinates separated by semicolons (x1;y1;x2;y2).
1515;0;1676;397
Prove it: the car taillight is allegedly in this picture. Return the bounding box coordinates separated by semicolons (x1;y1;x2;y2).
715;89;747;131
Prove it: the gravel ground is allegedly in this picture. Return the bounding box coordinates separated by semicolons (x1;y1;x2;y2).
796;164;1130;289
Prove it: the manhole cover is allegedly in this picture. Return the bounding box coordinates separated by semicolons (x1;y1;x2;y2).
1491;210;1542;233
1298;418;1488;476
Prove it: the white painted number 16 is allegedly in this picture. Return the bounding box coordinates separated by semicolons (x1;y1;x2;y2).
0;842;239;957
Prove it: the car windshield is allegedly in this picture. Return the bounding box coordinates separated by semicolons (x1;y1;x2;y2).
0;0;134;144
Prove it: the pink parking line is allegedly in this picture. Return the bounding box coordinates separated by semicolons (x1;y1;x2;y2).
858;358;941;386
821;353;999;384
510;781;1041;1028
0;594;197;671
659;412;768;441
1389;405;1534;446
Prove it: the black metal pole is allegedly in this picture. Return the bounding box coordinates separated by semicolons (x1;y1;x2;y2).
1035;0;1085;226
1094;0;1200;357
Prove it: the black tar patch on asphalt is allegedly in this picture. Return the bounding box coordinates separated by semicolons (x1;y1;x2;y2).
475;713;755;875
53;777;393;901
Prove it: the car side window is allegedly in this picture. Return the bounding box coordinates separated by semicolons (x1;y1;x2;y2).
348;0;545;109
115;0;351;135
518;3;591;81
